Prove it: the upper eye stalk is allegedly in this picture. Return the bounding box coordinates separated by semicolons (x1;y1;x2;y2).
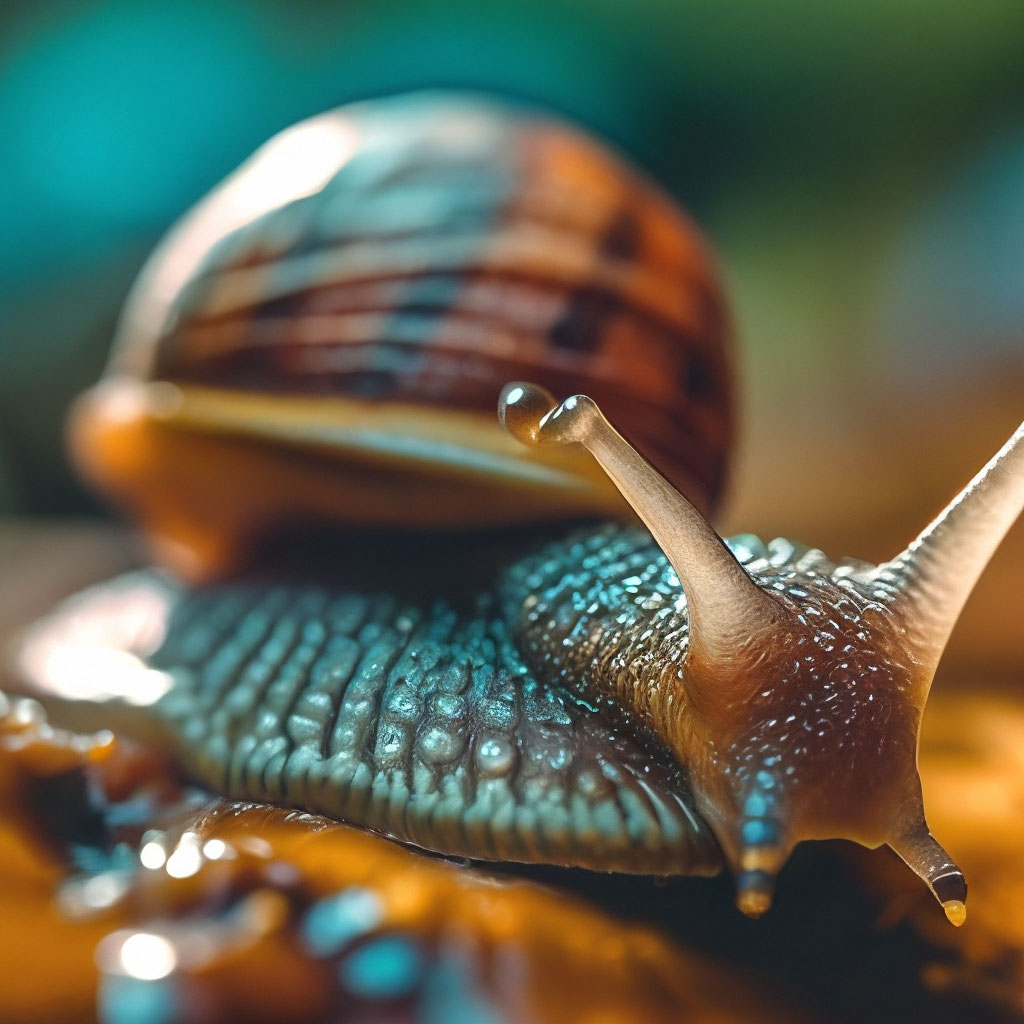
500;383;784;664
500;381;1024;924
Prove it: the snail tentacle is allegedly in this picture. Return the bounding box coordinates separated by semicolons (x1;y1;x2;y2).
889;822;968;926
499;382;781;667
876;418;1024;671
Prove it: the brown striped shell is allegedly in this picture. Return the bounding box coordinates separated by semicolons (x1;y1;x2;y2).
70;91;732;581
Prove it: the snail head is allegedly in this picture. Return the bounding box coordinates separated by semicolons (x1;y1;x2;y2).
501;381;1024;924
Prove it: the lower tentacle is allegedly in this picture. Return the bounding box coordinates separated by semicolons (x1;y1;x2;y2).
890;827;967;926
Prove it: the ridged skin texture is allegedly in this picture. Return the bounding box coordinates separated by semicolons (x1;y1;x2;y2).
22;522;937;882
508;527;926;864
59;526;721;875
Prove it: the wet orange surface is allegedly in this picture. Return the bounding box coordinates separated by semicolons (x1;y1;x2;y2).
849;682;1024;1016
894;687;1024;1012
0;694;123;1021
0;691;800;1024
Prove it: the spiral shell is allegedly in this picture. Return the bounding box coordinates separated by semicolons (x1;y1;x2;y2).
70;92;732;579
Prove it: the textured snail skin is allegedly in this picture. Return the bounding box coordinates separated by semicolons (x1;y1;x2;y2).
19;481;1010;921
24;518;934;888
19;528;721;877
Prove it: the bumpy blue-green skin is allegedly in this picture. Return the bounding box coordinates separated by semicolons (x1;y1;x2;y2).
133;524;722;874
27;520;930;883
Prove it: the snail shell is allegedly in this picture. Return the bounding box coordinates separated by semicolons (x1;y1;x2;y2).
20;93;1024;921
70;91;732;582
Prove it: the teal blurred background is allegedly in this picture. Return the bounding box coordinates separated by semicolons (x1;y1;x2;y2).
2;0;1023;666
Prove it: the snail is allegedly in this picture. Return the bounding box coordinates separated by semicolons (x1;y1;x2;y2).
15;92;1024;925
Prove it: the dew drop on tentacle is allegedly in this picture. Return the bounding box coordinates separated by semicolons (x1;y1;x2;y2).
498;382;558;446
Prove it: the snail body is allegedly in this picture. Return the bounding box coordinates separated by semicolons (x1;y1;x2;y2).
18;93;1024;921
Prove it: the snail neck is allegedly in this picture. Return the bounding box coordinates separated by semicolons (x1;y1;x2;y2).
500;525;767;762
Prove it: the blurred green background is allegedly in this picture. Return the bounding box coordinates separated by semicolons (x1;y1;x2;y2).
1;0;1023;664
